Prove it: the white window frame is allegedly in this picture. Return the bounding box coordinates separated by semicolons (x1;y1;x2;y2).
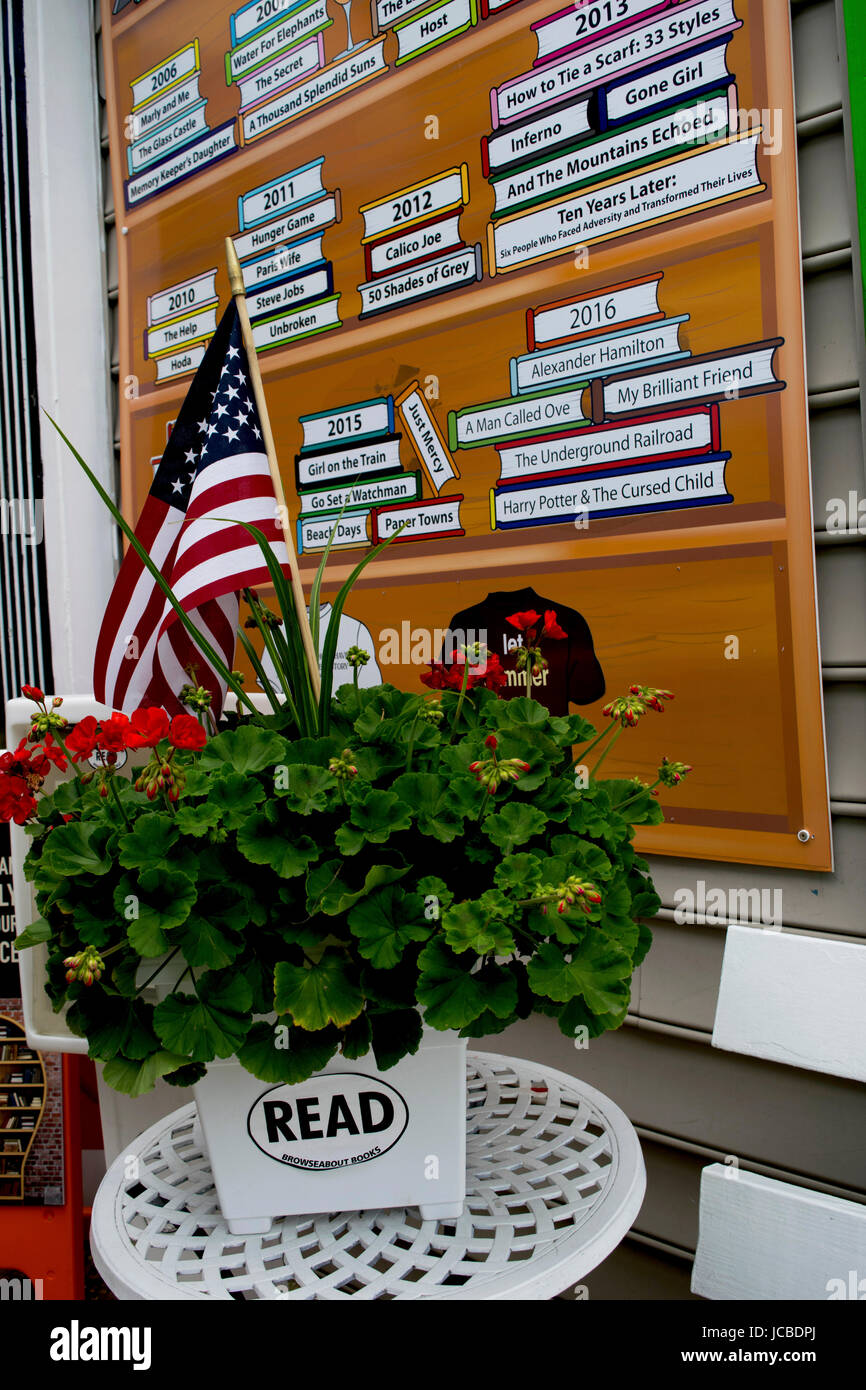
22;0;116;693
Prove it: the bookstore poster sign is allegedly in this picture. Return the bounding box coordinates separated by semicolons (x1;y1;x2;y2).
0;827;18;997
101;0;831;870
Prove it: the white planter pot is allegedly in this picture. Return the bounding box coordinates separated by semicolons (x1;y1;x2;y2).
134;960;470;1234
192;1031;468;1235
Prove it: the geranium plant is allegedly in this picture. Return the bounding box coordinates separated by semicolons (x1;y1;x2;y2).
8;669;689;1096
4;418;690;1096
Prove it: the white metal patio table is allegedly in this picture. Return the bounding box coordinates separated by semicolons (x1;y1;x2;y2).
90;1050;646;1300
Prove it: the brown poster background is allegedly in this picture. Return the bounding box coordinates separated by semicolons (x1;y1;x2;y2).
100;0;831;870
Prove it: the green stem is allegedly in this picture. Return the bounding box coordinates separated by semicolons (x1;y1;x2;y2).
404;709;421;772
617;776;662;814
564;721;618;776
236;623;283;720
173;965;192;994
134;947;181;995
97;942;126;959
107;773;130;827
591;725;623;779
51;730;84;785
449;661;473;743
243;588;300;725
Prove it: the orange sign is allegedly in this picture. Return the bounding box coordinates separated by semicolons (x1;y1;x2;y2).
100;0;831;870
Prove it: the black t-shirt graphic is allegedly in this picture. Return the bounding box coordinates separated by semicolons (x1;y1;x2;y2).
443;586;605;715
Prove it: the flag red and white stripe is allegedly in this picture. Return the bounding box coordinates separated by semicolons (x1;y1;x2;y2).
94;302;289;716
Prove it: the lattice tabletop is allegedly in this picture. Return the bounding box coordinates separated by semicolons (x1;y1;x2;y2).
90;1052;645;1300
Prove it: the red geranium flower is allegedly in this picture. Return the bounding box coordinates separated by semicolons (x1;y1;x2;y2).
421;652;508;694
65;716;99;761
0;738;50;781
96;712;130;753
125;707;170;749
0;742;28;776
506;610;542;634
21;685;44;703
421;662;450;690
40;733;68;771
542;610;567;640
0;773;37;824
169;714;206;750
474;652;507;692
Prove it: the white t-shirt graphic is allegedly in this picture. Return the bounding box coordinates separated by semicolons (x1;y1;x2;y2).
258;604;381;692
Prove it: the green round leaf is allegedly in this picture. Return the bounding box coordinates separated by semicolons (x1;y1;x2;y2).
199;725;288;775
442;900;515;956
117;813;179;871
153;973;253;1063
40;822;111;878
237;1021;339;1083
274;951;364;1030
416;939;516;1030
484;802;547;853
527;937;632;1014
237;814;319;877
347;887;431;970
348;789;413;844
101;1049;192;1097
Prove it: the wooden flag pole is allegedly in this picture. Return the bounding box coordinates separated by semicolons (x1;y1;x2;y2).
224;236;321;699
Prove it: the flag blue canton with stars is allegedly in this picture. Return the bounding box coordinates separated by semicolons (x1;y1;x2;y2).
151;304;265;508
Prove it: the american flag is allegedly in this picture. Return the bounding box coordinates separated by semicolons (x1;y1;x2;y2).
94;301;288;716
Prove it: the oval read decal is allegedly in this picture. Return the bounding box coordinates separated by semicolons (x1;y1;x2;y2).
247;1073;409;1169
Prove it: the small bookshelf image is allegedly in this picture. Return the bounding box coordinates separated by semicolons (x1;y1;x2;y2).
0;1014;46;1201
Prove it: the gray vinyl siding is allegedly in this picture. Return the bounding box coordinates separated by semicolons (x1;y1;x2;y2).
91;0;864;1298
512;0;866;1299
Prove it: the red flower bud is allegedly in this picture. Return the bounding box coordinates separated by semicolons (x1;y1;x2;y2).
21;685;44;702
484;734;498;750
